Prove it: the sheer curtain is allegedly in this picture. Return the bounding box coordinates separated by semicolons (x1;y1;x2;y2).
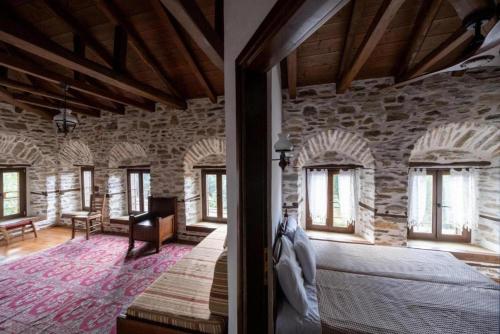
307;169;328;225
408;168;428;229
447;168;478;231
338;169;359;225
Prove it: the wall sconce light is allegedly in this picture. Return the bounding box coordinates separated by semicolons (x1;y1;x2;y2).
273;133;293;170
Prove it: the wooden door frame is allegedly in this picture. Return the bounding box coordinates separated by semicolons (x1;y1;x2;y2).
201;169;227;222
235;1;349;332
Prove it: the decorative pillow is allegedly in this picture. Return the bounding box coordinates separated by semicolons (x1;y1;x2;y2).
284;215;298;241
275;236;309;316
293;227;316;284
209;250;228;316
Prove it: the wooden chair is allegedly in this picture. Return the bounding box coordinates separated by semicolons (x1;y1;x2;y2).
71;194;107;240
128;197;176;253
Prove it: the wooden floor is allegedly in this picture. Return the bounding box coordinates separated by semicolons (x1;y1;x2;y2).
0;226;77;264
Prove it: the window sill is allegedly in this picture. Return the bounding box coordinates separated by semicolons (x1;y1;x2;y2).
305;229;372;245
186;221;226;233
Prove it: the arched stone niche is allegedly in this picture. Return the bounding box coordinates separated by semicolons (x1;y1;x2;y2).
285;129;376;242
107;142;150;218
409;122;500;252
0;133;55;228
183;138;226;226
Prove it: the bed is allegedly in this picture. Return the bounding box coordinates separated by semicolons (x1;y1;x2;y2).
274;222;500;334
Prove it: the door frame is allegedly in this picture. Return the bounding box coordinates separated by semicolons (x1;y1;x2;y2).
235;1;349;332
201;169;227;222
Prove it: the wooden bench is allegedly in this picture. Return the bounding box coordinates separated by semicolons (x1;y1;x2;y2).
0;216;42;245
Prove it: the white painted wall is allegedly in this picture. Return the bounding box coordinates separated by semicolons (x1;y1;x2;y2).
224;1;278;332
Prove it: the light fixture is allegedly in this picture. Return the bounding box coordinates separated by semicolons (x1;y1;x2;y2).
274;133;293;170
53;83;78;135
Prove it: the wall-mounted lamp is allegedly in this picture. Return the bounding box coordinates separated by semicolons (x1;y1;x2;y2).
273;133;293;170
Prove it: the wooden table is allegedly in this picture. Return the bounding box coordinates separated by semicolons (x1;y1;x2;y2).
0;217;40;245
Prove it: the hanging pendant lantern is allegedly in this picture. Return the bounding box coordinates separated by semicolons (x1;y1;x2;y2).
53;83;78;135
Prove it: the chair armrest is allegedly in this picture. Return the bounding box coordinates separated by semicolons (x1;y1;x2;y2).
129;212;151;225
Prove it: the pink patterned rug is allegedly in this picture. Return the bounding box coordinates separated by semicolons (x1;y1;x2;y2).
0;235;193;334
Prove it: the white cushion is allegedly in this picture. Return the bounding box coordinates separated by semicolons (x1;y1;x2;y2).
275;236;308;316
284;216;298;241
293;227;316;284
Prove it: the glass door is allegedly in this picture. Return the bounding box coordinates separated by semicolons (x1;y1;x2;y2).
0;169;26;220
202;170;227;222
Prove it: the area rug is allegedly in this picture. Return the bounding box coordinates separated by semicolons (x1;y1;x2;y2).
0;235;193;334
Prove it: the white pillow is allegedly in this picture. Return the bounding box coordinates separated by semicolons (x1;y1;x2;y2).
284;216;298;241
275;236;309;316
293;227;316;284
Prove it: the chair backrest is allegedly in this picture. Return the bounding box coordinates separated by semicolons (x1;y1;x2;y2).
90;194;107;216
148;197;177;219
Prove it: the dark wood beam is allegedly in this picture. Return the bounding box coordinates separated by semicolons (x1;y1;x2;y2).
286;50;297;99
0;77;122;113
0;13;185;108
337;0;405;93
447;0;493;20
215;0;224;41
13;94;100;117
0;86;52;119
0;52;155;111
43;0;114;67
395;0;443;77
151;0;217;103
97;0;183;99
112;26;127;73
337;0;364;80
400;26;473;80
73;34;85;81
160;0;224;70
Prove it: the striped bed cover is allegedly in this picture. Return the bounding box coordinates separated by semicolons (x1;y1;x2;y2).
126;226;227;333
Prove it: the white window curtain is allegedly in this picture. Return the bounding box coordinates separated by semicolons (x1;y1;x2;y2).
338;169;359;225
307;169;328;225
447;168;478;231
408;168;428;229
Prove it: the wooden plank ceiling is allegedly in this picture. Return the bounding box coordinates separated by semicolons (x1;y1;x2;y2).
0;0;495;118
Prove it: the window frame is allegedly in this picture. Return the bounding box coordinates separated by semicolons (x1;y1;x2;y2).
305;168;355;233
127;169;150;214
80;167;94;211
201;169;227;223
0;168;27;220
408;169;471;243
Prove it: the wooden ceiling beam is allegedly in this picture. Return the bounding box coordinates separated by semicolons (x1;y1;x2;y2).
337;0;364;80
43;0;114;67
215;0;224;42
286;50;297;99
12;94;100;117
0;77;122;114
399;26;473;80
97;0;183;99
160;0;224;70
0;86;53;119
112;26;127;73
447;0;493;20
337;0;405;93
395;0;443;77
0;14;185;108
151;0;217;103
0;52;155;111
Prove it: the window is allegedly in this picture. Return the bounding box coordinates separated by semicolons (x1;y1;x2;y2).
127;169;151;213
201;170;227;222
81;167;94;210
408;169;471;242
0;168;26;220
305;168;356;233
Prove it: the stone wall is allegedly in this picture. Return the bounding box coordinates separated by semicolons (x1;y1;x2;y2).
282;69;500;247
0;97;225;243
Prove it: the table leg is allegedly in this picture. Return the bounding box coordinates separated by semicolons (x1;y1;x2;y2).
31;221;38;238
85;220;90;240
71;218;76;239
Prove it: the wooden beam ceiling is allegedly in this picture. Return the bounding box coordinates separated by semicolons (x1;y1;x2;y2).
337;0;364;81
12;94;100;117
395;0;444;77
0;13;185;109
160;0;224;71
337;0;405;93
0;52;155;112
0;86;52;119
287;50;297;99
0;77;121;114
399;26;473;80
43;0;114;67
112;26;128;73
151;0;217;103
96;0;184;99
